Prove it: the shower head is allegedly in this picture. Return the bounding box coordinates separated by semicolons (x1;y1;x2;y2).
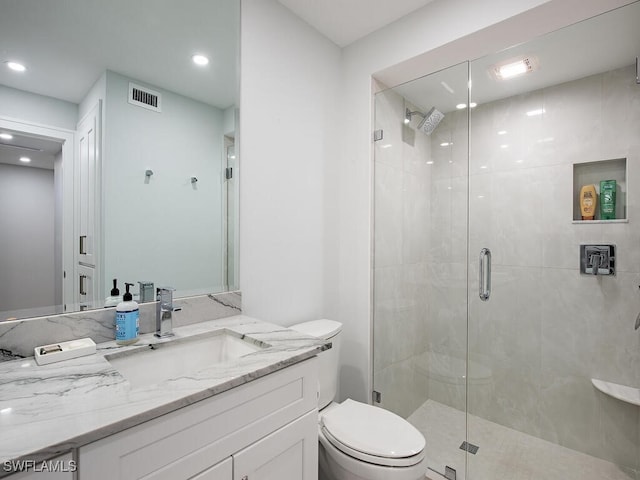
405;107;444;135
417;107;444;135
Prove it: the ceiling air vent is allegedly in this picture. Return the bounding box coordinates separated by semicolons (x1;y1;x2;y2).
128;83;161;112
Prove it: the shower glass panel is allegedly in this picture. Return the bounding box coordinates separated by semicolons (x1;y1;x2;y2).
467;3;640;479
372;61;470;479
373;3;640;480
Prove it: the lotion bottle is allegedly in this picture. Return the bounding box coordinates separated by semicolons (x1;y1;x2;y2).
104;278;122;307
115;283;139;345
580;184;597;220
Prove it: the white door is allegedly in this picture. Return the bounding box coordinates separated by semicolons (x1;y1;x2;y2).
76;102;100;268
76;264;97;311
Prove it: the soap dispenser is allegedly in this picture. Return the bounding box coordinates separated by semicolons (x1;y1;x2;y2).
105;279;122;307
115;283;139;345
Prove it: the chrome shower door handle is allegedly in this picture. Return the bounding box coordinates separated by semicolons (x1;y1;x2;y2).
479;248;492;301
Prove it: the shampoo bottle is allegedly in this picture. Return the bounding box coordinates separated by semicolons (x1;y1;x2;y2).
600;179;616;220
580;184;597;220
115;283;139;345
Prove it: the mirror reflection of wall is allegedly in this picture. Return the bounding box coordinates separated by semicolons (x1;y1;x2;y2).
0;134;63;316
0;0;240;321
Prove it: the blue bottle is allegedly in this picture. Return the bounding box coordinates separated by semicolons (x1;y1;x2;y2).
115;283;139;345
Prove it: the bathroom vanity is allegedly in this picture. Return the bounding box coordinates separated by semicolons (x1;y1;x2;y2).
0;316;327;479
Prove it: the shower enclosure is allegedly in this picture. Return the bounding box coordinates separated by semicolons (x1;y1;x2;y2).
372;3;640;480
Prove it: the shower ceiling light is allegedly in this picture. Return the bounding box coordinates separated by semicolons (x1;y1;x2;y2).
0;133;13;140
19;156;30;163
192;54;209;66
492;56;538;80
5;61;26;72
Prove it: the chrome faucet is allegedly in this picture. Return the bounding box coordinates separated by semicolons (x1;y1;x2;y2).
589;253;603;275
155;287;181;338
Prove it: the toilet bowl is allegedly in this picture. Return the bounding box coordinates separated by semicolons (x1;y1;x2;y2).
289;320;427;480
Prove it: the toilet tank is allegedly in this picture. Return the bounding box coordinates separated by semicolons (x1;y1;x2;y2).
289;319;342;410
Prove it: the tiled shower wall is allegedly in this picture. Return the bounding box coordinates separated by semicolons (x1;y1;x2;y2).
373;64;640;472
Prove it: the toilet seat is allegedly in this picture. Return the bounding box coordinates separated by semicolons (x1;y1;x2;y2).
320;399;425;468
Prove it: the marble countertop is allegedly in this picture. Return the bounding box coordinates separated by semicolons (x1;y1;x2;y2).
0;315;329;476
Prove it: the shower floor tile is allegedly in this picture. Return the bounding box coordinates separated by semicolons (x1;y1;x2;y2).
408;400;638;480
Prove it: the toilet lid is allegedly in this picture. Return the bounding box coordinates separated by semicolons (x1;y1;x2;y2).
320;399;425;466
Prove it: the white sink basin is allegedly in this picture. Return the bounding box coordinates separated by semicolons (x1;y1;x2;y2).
106;331;265;388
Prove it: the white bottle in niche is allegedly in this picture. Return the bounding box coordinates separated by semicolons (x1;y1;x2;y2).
115;283;139;345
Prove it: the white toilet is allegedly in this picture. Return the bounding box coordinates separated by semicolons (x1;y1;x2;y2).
289;320;428;480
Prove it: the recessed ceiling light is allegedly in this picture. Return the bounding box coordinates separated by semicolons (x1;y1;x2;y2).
6;61;26;72
469;102;477;108
497;130;507;135
19;156;31;163
0;133;13;140
192;54;209;66
456;103;467;110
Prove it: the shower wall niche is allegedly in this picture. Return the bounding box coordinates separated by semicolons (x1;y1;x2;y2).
572;158;627;222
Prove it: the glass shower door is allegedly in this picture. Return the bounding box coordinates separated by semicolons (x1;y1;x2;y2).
466;3;640;479
372;61;471;480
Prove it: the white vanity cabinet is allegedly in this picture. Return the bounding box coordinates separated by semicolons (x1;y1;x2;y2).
78;358;319;480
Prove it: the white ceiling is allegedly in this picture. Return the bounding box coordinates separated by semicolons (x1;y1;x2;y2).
391;2;640;116
0;130;61;170
0;0;239;109
277;0;436;47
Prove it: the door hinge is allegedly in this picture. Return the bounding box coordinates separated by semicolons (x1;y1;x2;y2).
373;129;383;142
225;167;233;179
373;390;382;403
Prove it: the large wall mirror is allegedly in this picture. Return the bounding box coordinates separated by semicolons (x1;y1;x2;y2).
0;0;240;321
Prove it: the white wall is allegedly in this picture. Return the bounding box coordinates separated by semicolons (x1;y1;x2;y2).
102;71;225;299
0;85;77;130
239;0;342;325
0;163;56;312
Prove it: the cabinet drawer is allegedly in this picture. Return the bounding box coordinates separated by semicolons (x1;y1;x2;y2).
79;357;318;480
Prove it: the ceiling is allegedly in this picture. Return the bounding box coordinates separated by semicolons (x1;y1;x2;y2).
277;0;436;47
391;1;640;115
0;0;239;109
0;130;62;170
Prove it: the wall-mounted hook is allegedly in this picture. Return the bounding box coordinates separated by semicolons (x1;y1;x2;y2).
190;177;198;184
145;169;154;177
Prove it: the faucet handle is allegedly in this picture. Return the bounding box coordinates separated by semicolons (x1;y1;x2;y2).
157;287;181;311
